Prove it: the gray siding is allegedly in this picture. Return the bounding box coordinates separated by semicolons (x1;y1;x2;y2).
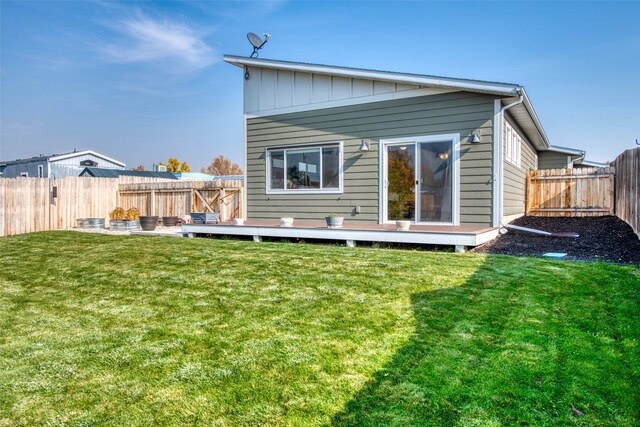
502;114;537;219
0;161;47;178
246;92;496;226
538;151;570;169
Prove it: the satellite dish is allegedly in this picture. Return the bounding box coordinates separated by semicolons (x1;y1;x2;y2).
247;32;271;58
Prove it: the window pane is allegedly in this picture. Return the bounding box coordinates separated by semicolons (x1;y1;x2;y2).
270;151;285;190
322;146;340;188
287;149;320;189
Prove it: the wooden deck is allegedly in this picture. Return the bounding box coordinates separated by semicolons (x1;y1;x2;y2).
181;220;498;249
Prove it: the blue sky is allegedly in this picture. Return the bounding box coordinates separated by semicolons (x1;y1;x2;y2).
1;1;639;170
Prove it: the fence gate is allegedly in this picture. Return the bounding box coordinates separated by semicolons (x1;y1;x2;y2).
526;167;615;217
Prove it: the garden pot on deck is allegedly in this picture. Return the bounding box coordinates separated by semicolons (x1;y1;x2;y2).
396;221;411;231
325;216;344;229
139;216;159;231
162;216;179;227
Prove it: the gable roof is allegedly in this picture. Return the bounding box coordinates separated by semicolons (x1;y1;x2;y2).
80;167;177;179
1;149;126;168
224;55;551;150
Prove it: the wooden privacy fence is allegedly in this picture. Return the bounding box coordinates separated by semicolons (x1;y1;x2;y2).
611;147;639;237
0;177;243;237
526;167;615;217
118;180;243;221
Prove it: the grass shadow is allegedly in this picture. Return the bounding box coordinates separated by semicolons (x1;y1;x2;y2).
332;256;640;426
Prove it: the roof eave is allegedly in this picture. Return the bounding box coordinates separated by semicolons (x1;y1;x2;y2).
520;90;551;149
546;145;585;156
224;55;520;96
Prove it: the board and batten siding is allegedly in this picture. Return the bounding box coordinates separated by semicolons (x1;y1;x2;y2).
502;114;537;221
246;92;496;226
538;151;570;169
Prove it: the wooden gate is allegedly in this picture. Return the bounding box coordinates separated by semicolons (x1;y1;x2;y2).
526;167;615;217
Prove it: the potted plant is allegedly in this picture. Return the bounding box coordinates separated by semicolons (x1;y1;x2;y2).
396;220;411;231
325;212;344;229
109;207;127;230
123;207;141;230
280;217;294;227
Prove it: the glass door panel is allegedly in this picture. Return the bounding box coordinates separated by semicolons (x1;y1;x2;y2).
418;141;453;223
387;144;415;221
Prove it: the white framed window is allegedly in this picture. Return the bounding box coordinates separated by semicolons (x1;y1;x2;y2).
504;121;522;168
38;165;44;178
266;142;343;194
20;172;29;177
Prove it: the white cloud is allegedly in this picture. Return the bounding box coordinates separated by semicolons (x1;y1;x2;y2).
101;13;215;73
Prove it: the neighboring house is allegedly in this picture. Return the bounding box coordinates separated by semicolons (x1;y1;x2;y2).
79;167;178;179
0;150;125;178
225;56;605;227
537;146;608;169
573;158;608;169
174;172;245;182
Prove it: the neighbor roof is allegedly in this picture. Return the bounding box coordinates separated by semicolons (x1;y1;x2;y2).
80;167;178;179
0;149;126;168
224;55;552;150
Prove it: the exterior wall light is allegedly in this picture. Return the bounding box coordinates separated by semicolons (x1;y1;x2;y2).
470;133;481;143
359;139;370;151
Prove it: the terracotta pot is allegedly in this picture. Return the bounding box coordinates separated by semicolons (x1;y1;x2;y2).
139;216;159;231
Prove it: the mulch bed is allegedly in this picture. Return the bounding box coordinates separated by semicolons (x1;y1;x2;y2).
472;216;640;265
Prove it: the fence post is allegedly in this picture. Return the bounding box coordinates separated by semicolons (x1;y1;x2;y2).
219;188;226;221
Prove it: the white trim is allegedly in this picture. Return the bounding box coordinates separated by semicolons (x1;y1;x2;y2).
243;114;248;220
244;87;454;118
265;141;344;195
48;150;126;168
20;172;29;177
224;55;521;96
182;223;499;247
380;133;460;226
493;100;503;228
37;165;44;178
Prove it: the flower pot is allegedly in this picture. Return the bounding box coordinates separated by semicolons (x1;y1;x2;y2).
234;218;245;226
396;220;411;231
110;220;140;231
325;216;344;229
162;216;179;227
77;218;105;229
139;216;159;231
280;217;294;227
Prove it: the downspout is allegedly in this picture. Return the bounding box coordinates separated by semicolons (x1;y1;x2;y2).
494;88;524;226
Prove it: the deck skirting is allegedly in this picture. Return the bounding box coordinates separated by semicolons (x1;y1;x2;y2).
181;223;498;247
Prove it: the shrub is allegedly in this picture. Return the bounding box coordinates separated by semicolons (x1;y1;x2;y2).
109;207;126;221
125;207;140;221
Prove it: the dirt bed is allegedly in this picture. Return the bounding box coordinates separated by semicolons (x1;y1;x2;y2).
472;216;640;265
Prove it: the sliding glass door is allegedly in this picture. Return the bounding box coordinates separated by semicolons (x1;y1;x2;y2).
418;141;453;223
386;144;415;221
384;136;456;224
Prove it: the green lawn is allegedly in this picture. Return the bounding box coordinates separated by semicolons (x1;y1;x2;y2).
0;232;638;426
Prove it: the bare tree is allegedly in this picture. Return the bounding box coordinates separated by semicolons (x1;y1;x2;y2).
201;155;243;175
